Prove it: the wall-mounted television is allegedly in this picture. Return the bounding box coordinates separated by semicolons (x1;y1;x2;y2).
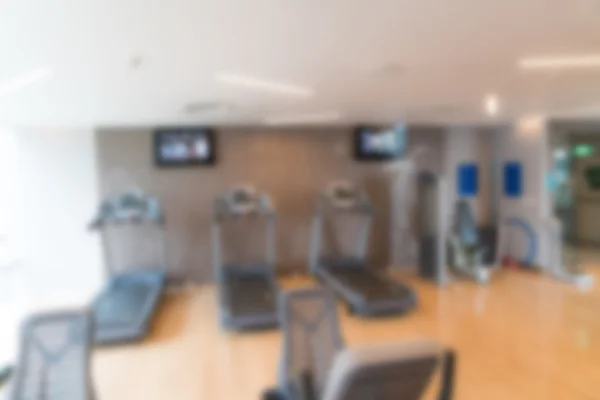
354;124;406;161
154;127;216;167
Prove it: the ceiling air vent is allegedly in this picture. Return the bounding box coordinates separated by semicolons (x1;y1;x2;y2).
184;101;235;115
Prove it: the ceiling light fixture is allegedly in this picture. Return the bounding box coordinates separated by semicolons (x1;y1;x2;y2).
517;114;545;136
484;94;499;116
264;111;342;125
518;55;600;69
216;73;312;97
0;68;53;96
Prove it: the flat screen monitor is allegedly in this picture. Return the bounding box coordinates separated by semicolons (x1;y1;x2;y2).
154;128;216;167
354;125;406;161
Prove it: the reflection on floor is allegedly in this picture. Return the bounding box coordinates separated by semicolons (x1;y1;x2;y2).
94;263;600;400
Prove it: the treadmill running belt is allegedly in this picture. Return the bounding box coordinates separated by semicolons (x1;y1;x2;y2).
94;283;151;325
227;275;277;317
327;267;413;301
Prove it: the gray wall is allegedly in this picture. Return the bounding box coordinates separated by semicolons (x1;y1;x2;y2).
95;127;445;282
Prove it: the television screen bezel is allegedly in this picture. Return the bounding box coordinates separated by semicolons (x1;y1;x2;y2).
353;125;404;162
154;127;217;167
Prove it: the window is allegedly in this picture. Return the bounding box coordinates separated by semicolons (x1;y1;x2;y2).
0;128;20;264
0;128;21;368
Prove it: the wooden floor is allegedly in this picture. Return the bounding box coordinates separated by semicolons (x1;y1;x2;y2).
94;263;600;400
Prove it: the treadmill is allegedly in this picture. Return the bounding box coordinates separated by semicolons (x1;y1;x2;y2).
212;185;279;330
89;190;166;345
308;182;417;316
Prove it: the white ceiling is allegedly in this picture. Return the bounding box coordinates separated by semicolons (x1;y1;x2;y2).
0;0;599;126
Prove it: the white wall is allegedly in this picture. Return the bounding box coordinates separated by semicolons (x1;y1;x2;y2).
442;120;553;266
495;116;553;266
444;126;478;215
16;128;104;309
443;126;497;226
496;116;551;219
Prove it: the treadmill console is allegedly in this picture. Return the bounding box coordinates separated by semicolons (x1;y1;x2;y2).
326;182;364;210
90;190;164;228
224;185;272;215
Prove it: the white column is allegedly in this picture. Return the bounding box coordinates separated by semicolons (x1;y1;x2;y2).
495;115;552;266
497;115;551;219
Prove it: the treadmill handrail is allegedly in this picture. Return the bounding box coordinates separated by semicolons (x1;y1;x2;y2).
309;191;373;274
212;187;280;330
212;188;278;282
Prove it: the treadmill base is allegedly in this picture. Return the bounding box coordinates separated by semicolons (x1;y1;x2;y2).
316;264;417;317
92;269;166;345
219;266;279;331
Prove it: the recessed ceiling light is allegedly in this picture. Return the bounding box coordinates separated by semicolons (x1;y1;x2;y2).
517;115;545;136
0;68;52;96
215;73;312;97
484;94;499;116
264;111;342;125
518;55;600;69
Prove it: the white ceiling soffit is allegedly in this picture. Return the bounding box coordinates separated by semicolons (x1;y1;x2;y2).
0;0;598;126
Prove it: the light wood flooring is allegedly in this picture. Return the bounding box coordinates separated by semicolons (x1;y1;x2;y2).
93;259;600;400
